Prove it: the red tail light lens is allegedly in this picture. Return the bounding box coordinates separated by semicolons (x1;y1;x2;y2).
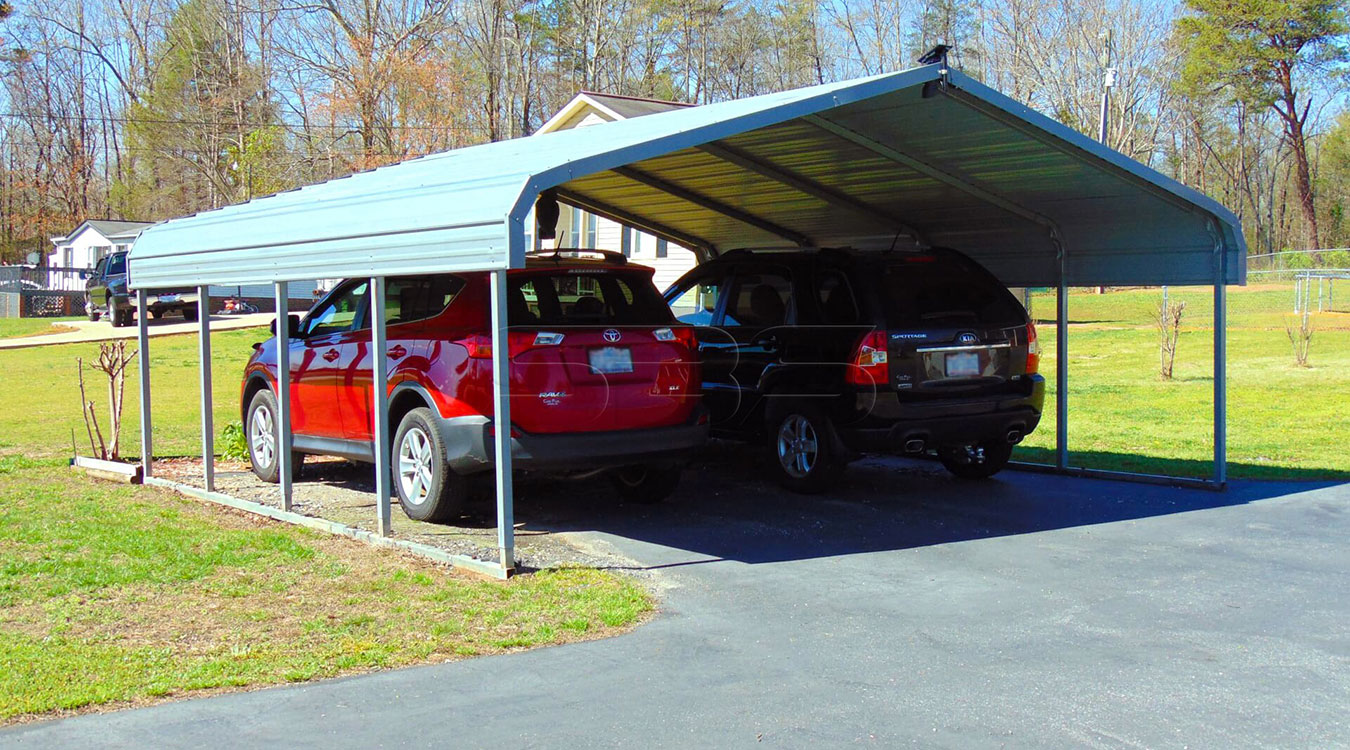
658;326;698;354
460;333;493;358
458;332;537;359
846;329;889;386
1025;321;1040;375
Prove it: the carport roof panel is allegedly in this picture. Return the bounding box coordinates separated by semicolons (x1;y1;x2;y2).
129;64;1245;288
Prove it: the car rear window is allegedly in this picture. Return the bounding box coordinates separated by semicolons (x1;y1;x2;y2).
510;270;673;326
877;256;1024;327
106;254;127;275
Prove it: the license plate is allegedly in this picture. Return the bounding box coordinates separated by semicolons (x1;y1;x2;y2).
946;351;980;377
589;347;633;374
157;294;179;303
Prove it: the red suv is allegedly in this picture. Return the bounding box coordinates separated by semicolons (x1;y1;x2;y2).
240;253;708;522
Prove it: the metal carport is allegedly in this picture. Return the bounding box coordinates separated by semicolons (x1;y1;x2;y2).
128;61;1246;578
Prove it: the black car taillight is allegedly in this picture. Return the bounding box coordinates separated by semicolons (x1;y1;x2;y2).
845;329;889;386
1025;321;1040;375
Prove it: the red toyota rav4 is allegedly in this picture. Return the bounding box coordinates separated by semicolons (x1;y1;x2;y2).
240;252;707;522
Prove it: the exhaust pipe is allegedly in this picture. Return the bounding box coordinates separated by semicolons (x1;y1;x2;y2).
904;439;926;453
1006;430;1023;444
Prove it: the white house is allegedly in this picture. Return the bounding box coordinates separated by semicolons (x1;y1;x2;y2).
534;92;699;292
48;219;151;270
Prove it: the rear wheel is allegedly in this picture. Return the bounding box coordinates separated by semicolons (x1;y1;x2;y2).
609;465;682;503
938;441;1014;480
111;304;132;327
246;388;302;483
768;403;844;494
393;408;465;523
150;309;164;320
183;306;199;322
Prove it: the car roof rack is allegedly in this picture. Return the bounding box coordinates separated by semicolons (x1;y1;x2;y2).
527;248;627;265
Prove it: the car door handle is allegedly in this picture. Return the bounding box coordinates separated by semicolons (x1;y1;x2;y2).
322;349;339;362
387;345;407;359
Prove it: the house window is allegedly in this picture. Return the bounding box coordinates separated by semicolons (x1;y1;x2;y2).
620;227;632;257
656;238;668;258
585;213;598;249
570;206;581;247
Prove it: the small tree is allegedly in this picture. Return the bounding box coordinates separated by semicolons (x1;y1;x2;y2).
77;341;137;460
1157;298;1187;379
1286;310;1314;366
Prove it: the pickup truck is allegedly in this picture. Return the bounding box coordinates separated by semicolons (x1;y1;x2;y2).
86;250;199;327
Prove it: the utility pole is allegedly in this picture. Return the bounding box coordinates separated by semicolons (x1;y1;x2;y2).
1097;30;1116;294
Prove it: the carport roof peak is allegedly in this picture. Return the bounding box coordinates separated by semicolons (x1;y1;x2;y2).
128;63;1244;289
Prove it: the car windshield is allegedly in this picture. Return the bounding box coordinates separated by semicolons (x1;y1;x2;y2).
510;270;672;326
106;254;127;275
878;256;1024;327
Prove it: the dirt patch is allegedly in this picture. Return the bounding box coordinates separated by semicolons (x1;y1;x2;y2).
153;456;646;573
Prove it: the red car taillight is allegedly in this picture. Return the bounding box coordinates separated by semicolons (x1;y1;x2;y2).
845;329;889;386
459;332;557;359
1025;321;1040;375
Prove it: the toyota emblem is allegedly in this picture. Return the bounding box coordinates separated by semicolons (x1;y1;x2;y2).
958;332;978;345
603;329;622;343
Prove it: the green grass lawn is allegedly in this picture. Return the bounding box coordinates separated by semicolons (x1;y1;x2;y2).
0;317;82;340
0;456;650;723
1016;286;1350;479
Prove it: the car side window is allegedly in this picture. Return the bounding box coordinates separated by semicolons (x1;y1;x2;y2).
304;280;368;337
666;273;726;326
724;269;792;328
106;254;127;275
377;275;465;327
816;269;859;324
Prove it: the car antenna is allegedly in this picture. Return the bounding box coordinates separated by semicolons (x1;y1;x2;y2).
884;228;904;253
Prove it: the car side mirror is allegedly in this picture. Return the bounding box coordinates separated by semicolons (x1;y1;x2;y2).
270;313;302;339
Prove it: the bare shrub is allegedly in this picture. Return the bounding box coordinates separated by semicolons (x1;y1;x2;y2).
77;341;137;460
1156;298;1186;379
1286;311;1314;367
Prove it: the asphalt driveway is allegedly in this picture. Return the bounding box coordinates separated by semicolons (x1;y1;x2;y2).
6;456;1348;748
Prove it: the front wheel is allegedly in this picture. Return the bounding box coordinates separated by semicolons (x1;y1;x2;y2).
769;404;844;494
938;441;1014;480
609;465;682;503
393;408;466;523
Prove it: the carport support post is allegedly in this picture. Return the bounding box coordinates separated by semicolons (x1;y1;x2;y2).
136;289;152;478
274;282;293;511
371;276;392;537
198;286;214;491
1056;252;1069;470
489;268;515;572
1214;251;1227;487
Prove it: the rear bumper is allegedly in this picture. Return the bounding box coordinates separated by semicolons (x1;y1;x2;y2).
435;408;710;475
838;375;1045;452
111;292;199;312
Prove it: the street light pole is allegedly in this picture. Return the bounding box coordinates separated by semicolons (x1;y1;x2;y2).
1097;30;1116;295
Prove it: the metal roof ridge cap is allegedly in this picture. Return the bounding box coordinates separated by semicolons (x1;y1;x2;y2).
526;65;944;195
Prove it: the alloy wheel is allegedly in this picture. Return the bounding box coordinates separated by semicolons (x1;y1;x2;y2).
398;427;435;506
250;404;276;468
777;414;819;479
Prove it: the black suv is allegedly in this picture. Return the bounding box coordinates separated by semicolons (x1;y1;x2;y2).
86;250;199;326
664;248;1044;492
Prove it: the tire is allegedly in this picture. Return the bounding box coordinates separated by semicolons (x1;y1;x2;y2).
609;465;682;503
246;388;302;483
182;306;199;322
938;441;1014;480
150;309;164;320
767;402;845;494
111;305;132;327
392;407;466;523
87;303;100;322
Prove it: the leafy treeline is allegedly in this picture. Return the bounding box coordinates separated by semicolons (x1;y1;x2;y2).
1;0;1347;263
